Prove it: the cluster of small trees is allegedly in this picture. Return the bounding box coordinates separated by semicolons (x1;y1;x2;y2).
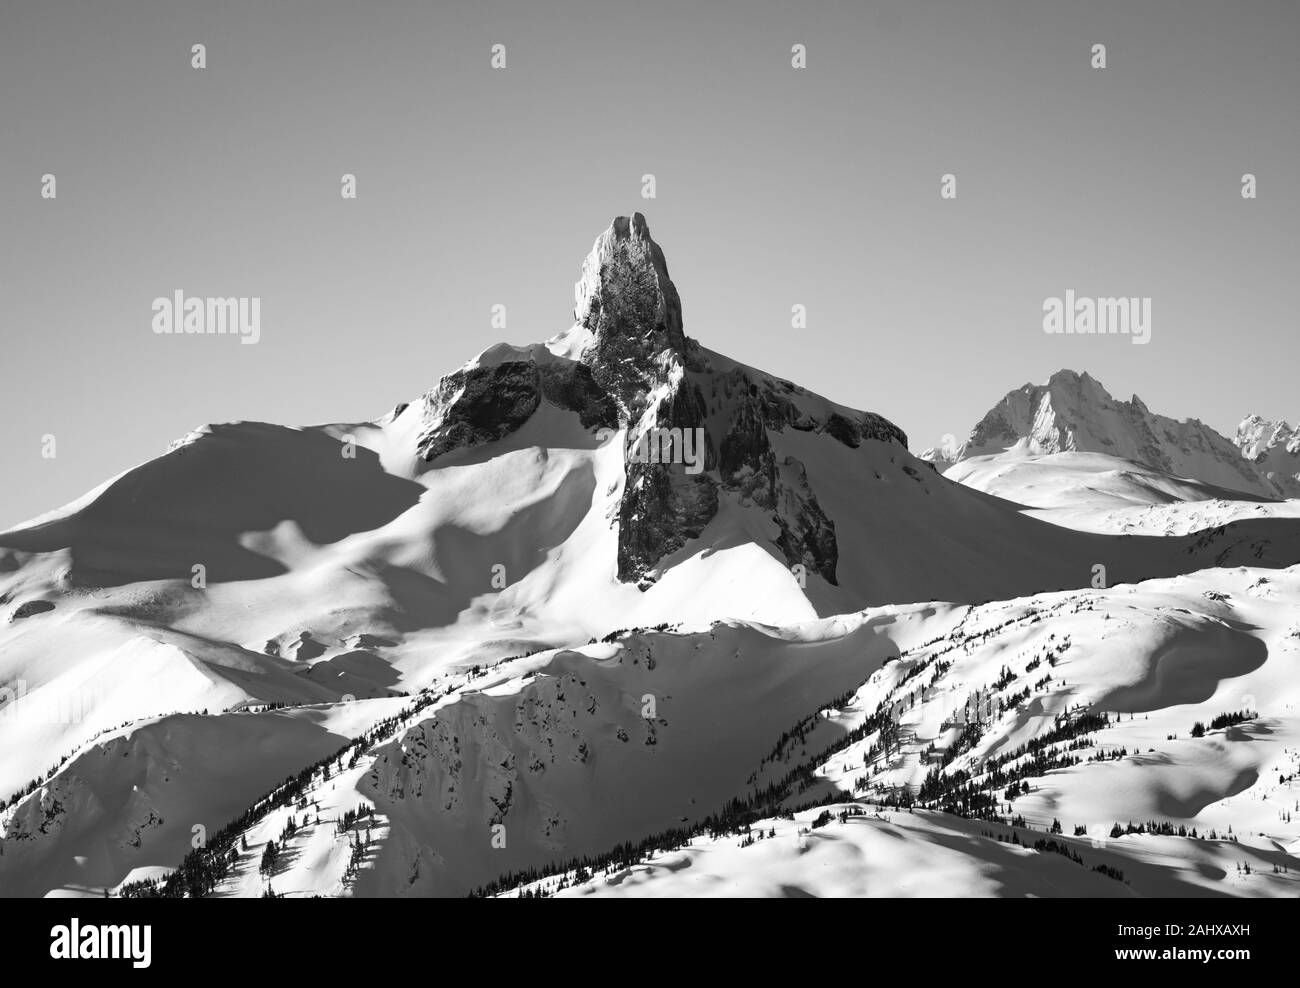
1033;837;1083;864
738;825;779;848
344;829;370;880
586;623;677;646
943;721;984;768
259;840;279;876
992;665;1018;691
1085;746;1129;762
1093;864;1125;882
1107;820;1230;840
335;804;373;835
1189;709;1254;738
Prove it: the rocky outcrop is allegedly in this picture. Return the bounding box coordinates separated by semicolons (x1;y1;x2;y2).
409;212;908;589
571;212;696;416
770;457;838;584
415;359;618;462
9;600;54;622
575;216;903;588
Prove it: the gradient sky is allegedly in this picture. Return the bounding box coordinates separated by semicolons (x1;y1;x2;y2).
1;0;1297;529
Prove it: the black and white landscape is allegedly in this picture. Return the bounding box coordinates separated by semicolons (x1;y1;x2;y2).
3;1;1299;905
2;212;1299;898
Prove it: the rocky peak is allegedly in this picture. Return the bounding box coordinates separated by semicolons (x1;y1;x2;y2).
922;369;1287;499
1234;415;1300;498
571;213;694;416
1235;415;1298;459
408;213;909;590
575;214;684;352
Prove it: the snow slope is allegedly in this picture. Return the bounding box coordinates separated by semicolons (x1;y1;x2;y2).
0;701;401;897
2;214;1299;898
515;802;1297;898
41;562;1290;900
943;449;1300;535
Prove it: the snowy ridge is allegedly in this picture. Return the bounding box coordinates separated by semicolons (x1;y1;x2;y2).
2;215;1299;898
921;370;1298;499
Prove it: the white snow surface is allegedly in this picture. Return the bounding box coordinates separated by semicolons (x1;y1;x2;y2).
3;224;1300;899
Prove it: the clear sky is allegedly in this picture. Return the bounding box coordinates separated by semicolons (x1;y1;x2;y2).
1;0;1296;529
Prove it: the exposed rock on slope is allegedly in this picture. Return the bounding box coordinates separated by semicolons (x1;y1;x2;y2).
410;212;908;588
414;359;618;463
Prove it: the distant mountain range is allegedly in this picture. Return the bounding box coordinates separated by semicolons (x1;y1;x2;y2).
920;369;1299;499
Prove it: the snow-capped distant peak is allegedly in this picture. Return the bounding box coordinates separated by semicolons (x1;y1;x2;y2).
921;369;1296;498
1234;414;1300;496
1235;414;1298;458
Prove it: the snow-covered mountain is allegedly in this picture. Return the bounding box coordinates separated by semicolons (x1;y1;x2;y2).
921;369;1297;499
1236;415;1300;499
3;215;1300;899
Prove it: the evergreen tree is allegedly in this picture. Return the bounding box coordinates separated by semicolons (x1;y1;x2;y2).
260;840;279;876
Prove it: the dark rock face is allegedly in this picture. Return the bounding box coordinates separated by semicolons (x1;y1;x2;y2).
615;375;721;586
713;364;906;454
10;600;54;621
538;361;621;432
771;458;839;586
565;213;721;586
617;455;720;589
569;213;861;587
691;362;904;585
700;369;846;584
408;212;908;590
573;212;693;419
415;360;618;462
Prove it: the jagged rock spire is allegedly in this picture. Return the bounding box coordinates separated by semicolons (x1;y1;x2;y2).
412;212;908;589
575;213;684;352
573;213;691;417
